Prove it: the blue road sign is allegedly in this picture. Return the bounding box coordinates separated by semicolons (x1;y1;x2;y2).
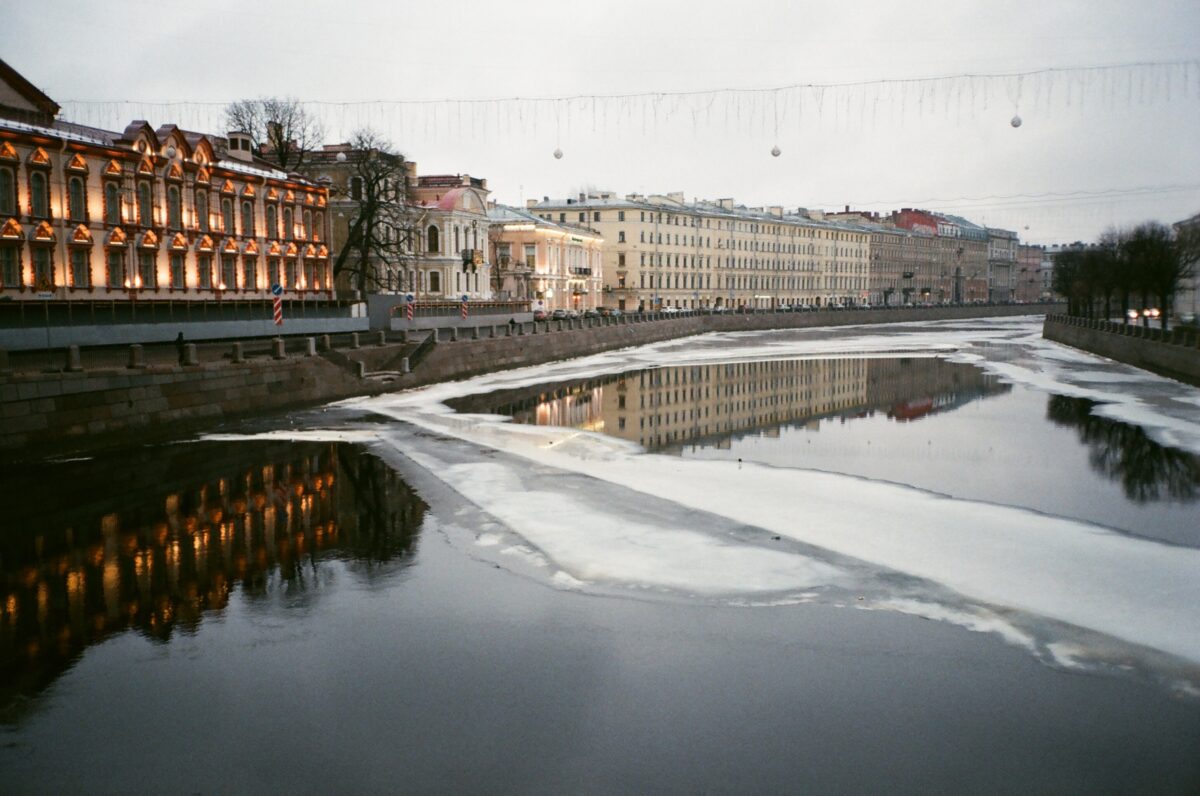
271;283;283;296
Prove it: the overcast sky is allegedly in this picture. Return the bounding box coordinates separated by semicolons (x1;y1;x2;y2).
4;0;1198;243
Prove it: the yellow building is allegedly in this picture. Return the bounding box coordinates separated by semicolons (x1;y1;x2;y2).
0;59;331;304
487;204;603;311
530;192;870;311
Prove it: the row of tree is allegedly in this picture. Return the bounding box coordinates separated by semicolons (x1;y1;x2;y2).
223;98;414;294
1051;222;1198;330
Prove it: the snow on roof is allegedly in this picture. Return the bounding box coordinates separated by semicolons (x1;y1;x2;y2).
0;117;110;146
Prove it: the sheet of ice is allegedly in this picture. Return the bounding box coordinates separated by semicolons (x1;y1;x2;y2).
224;316;1200;684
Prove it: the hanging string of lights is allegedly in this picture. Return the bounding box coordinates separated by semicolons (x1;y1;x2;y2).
59;59;1199;159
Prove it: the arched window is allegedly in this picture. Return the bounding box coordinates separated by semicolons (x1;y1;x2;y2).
0;167;16;215
167;185;181;229
427;224;440;253
454;225;460;254
106;248;125;288
136;181;152;226
221;198;234;234
32;246;53;288
197;254;212;289
303;209;312;240
30;172;49;218
266;205;277;239
283;207;293;240
196;191;209;232
242;257;257;290
429;271;441;292
68;176;87;222
138;250;157;288
313;212;323;242
241;200;255;236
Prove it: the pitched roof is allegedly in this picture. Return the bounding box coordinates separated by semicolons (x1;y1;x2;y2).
0;57;60;119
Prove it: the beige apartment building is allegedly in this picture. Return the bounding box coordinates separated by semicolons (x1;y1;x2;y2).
487;204;603;311
530;192;871;312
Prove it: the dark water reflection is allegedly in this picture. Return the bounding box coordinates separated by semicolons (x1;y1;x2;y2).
453;356;1199;543
450;356;1012;451
0;442;425;717
1047;395;1200;503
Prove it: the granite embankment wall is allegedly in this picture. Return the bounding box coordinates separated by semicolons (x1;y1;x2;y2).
1042;314;1200;387
1;303;1061;454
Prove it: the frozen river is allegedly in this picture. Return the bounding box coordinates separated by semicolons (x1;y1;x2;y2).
3;316;1199;792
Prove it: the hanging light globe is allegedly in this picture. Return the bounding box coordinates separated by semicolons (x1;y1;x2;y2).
771;145;781;157
553;148;563;160
1010;115;1023;128
336;151;348;163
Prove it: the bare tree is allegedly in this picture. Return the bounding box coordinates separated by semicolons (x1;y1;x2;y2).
326;129;417;295
223;97;324;172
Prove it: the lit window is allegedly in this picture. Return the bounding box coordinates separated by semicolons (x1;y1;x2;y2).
30;172;49;217
1;245;21;287
70;248;90;287
68;177;87;222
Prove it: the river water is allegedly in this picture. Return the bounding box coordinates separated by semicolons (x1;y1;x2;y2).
2;316;1199;793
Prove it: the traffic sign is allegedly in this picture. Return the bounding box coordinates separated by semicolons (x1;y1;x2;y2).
405;293;415;303
461;294;469;302
271;283;283;296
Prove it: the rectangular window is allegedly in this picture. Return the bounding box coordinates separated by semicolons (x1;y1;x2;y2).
170;252;185;287
197;254;212;289
618;211;625;222
138;251;156;288
558;213;565;223
286;259;297;289
70;248;90;288
579;212;585;223
524;244;536;266
33;247;53;288
243;258;257;290
1;246;20;287
593;211;600;222
618;231;625;243
268;257;281;288
221;255;236;289
107;250;125;287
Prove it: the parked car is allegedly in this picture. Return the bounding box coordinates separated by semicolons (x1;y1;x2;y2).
551;308;570;320
582;308;600;319
533;309;548;321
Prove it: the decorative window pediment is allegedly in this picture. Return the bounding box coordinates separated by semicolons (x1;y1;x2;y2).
104;159;123;176
266;187;279;201
267;241;282;256
170;232;188;250
304;193;315;206
284;242;299;257
196;167;211;185
222;238;239;253
242;184;256;197
316;194;326;207
67;153;89;172
1;218;23;239
71;224;93;244
166;162;183;180
195;234;214;252
304;244;317;258
244;239;259;255
0;142;17;161
139;230;159;248
33;220;55;241
317;245;328;258
137;157;155;175
106;227;128;246
28;147;50;167
220;179;236;194
284;190;295;204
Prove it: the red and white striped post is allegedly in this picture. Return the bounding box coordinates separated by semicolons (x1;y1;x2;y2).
271;283;283;326
460;294;468;320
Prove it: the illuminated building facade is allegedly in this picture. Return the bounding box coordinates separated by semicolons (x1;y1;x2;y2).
0;60;332;304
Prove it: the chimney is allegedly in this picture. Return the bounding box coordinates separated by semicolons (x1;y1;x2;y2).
768;206;783;218
579;192;586;202
526;199;538;209
226;130;254;162
845;205;850;213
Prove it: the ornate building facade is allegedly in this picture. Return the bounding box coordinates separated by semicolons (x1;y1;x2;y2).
487;204;603;310
0;59;331;305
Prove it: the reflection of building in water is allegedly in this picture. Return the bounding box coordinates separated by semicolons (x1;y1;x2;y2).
0;442;424;710
600;359;869;449
459;356;1008;452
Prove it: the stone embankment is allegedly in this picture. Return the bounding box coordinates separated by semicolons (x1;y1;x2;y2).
2;303;1061;454
1042;314;1200;387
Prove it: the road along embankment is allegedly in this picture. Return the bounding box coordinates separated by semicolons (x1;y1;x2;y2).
1042;314;1200;387
1;303;1061;455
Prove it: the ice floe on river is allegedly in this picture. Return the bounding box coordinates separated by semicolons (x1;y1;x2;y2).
208;316;1200;691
